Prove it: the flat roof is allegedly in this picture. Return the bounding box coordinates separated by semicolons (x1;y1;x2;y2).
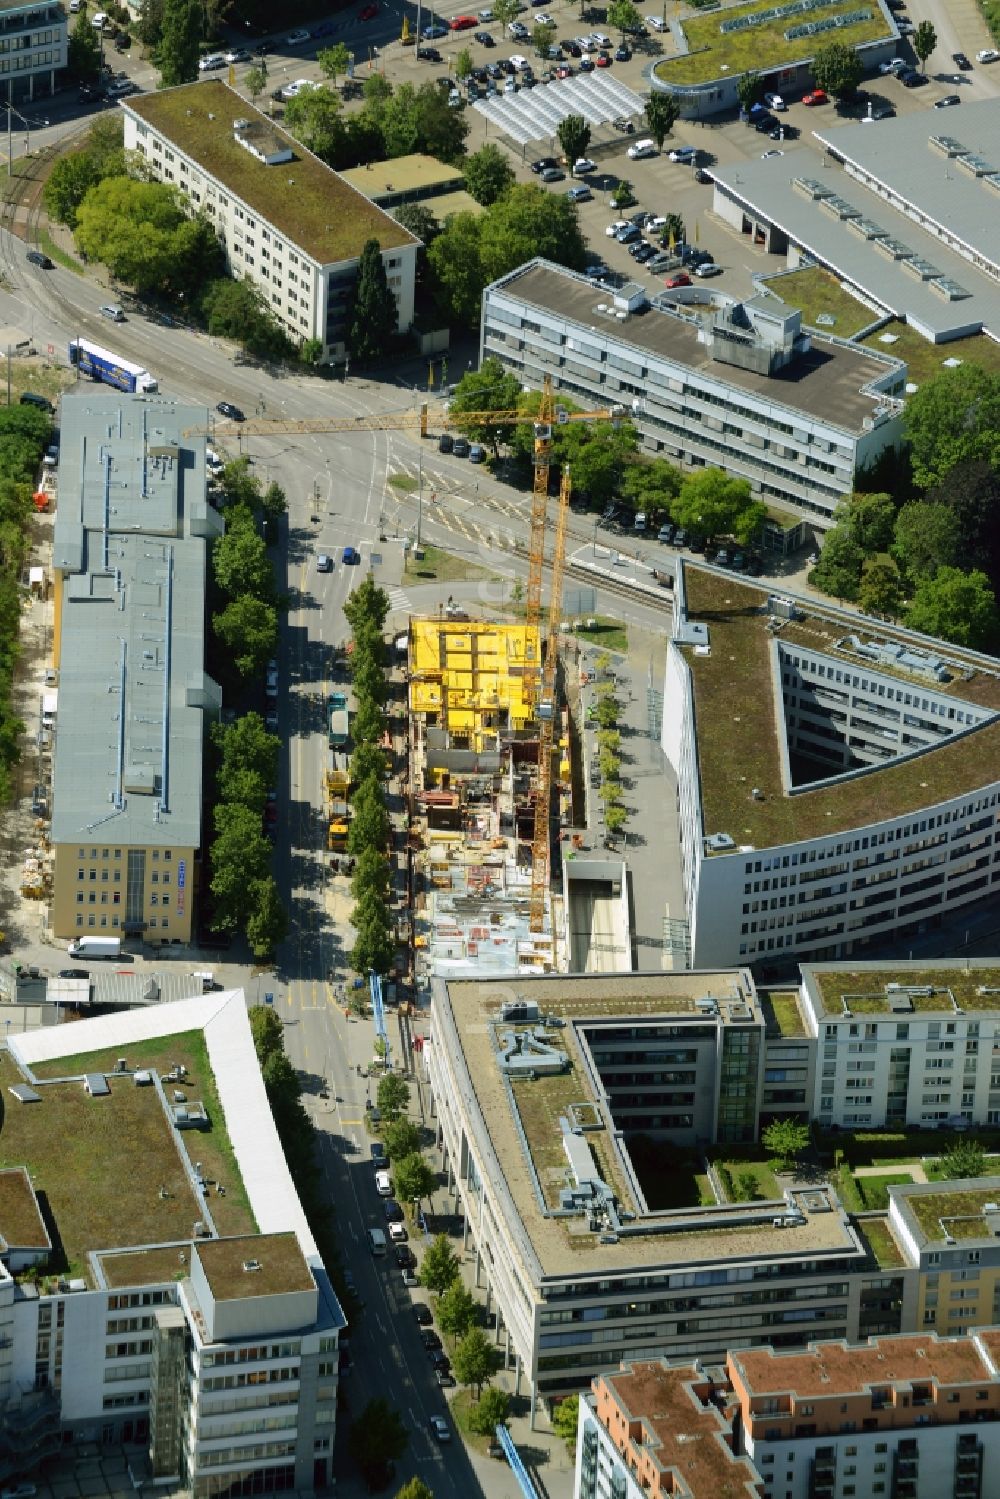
338;152;464;198
0;1166;50;1251
597;1361;759;1499
732;1333;992;1398
804;960;1000;1018
51;394;214;851
123;81;413;266
652;0;893;87
196;1233;314;1301
438;973;859;1278
891;1178;1000;1246
712;108;1000;342
678;563;1000;849
491;261;893;435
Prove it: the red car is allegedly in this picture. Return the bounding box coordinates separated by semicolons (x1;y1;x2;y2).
449;13;478;27
358;3;379;18
556;63;573;77
801;88;828;105
664;272;691;288
595;51;611;66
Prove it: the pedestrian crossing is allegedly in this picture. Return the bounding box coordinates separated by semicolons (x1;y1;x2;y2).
385;586;411;615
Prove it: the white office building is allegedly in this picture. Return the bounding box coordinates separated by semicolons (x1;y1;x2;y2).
481;259;905;526
122;80;419;364
0;0;66;105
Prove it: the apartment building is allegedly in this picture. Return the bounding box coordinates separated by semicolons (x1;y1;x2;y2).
663;562;1000;970
0;0;66;104
49;392;223;945
0;989;343;1494
425;971;907;1409
121;81;419;363
577;1331;1000;1499
480;259;904;526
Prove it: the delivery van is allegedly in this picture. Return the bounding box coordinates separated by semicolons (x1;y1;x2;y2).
67;936;122;959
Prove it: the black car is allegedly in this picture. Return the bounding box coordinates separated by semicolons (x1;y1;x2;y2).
412;1303;433;1326
216;400;245;421
114;31;131;49
633;243;656;263
901;69;927;86
471;66;488;81
933;93;961;107
429;1349;451;1372
486;60;502;77
953;51;972;69
474;30;494;45
394;1244;415;1269
421;1329;443;1351
26;249;53;269
614;44;630;60
59;969;90;980
436;1368;456;1387
416;46;442;60
500;57;515;73
753;113;777;131
383;1198;404;1222
564;40;582;55
694;167;711;184
530;156;557;173
438;432;453;453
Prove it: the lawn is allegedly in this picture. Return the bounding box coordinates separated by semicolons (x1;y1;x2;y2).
859;322;1000;387
405;542;498;585
760;990;805;1036
818;1127;1000;1168
388;472;419;492
859;1216;905;1268
572;616;628;653
653;0;891;85
1;357;76;409
449;1387;494;1455
28;1031;255;1243
37;227;85;276
760;267;876;339
853;1171;918;1212
713;1154;783;1202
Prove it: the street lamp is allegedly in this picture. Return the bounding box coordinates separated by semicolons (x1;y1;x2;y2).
6;98;49;176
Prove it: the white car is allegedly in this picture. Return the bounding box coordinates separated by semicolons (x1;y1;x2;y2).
588;30;611;46
645;14;666;30
478;6;494;18
627;137;658;159
976;48;999;62
606;219;630;236
281;78;314;98
507;19;528;37
761;148;784;159
429;1415;451;1443
534;12;554;24
572;157;597;175
388;1221;407;1242
879;56;906;73
198;52;226;71
763;90;786;110
509;52;528;69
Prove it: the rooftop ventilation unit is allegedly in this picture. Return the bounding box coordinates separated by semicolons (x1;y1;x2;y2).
242;1259;262;1273
704;832;736;852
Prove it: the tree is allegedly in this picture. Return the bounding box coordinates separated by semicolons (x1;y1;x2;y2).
261;480;287;524
394;1482;434;1499
482;182;588;279
464;143;515;207
844;490;896;554
394;202;440;245
213;510;274;599
491;0;521;30
213;595;278;676
421;1233;459;1294
156;0;201;87
436;1278;478;1340
345;572;391;634
905;567;1000;651
670;467;755;544
453;1327;494;1398
469;1386;511;1436
858;555;902;618
532;20;556;55
249;1002;284;1066
736;70;762;115
212;711;280;796
892;501;960;585
68;9;102;81
913;19;936;67
939;1138;986;1181
377;1073;411;1121
74;176;184;294
283;85;345;160
392;1152;437;1205
350;901;394;977
210;803;271;930
811;41;863;99
246;875;288;959
658;211;685;250
348;1399;409;1489
930;460;1000;589
611;178;635;209
348;781;390;856
645;92;679;148
905;366;1000;489
382;1117;421;1162
318;41;352;87
448;357;524;456
244;64;267;107
551;1393;580;1450
734;1170;759;1202
351;741;387;788
427;212;484;327
347;239;399;364
608;0;642;35
136;0;166;48
762;1119;810;1171
557;113;591;164
809;524;863;600
44;152;107;229
455;47;473;81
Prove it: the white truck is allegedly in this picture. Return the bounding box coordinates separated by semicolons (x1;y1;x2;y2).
67;936;122;959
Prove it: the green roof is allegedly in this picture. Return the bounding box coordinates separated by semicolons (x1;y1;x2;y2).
123;81;413;265
682;565;1000;850
812;965;1000;1017
910;1186;1000;1242
652;0;892;87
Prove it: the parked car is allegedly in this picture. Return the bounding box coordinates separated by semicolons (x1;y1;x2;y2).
801;88;828;105
627;137;657;160
421;1329;443;1351
567;184;592;202
572;157;597;175
934;93;961;107
474;29;494;44
541;166;565;182
976;48;1000;62
694;261;722;276
198;51;226;71
452;437;470;458
664;272;691;289
316;553;333;572
901;69;927;86
285;28;311;44
412;1303;433;1326
668;145;698;164
417;46;442;60
450;13;478;27
763;90;786;110
879;56;906;73
224;46;249;62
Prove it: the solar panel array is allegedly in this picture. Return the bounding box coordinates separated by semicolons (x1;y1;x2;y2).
785;8;872;40
472;72;646;147
719;0;842;34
